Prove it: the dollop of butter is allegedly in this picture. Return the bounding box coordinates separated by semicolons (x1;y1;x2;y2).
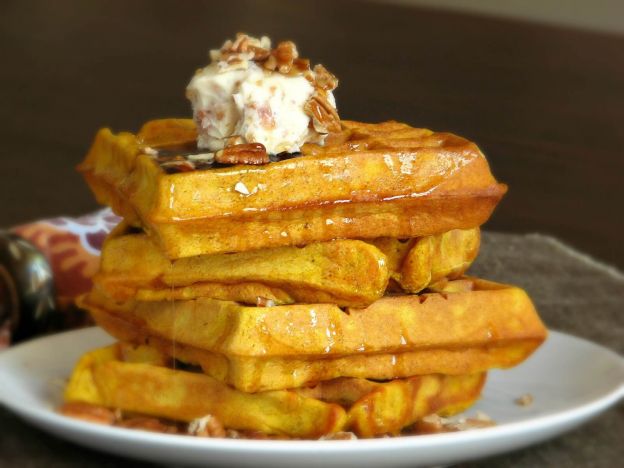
186;34;338;155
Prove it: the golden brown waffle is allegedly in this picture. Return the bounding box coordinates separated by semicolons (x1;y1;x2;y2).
64;344;485;438
80;278;546;391
78;119;506;258
370;228;480;293
94;227;479;306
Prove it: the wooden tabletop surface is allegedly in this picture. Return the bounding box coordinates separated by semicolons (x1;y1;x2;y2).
0;0;622;466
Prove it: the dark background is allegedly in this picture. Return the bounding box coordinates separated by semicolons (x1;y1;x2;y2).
1;0;623;268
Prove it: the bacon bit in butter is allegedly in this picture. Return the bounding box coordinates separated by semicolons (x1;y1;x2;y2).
188;33;340;157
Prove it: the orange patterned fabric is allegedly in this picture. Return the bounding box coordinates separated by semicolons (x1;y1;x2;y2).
12;209;120;305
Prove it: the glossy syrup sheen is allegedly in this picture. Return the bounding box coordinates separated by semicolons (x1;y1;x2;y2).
151;141;301;174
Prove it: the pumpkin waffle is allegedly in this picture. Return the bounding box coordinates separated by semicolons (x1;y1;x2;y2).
63;343;486;438
63;34;545;441
78;119;506;258
94;226;479;306
79;278;546;392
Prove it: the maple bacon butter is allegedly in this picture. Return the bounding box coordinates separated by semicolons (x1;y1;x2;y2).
186;34;339;155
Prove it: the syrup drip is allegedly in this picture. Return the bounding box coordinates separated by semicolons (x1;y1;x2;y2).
169;263;177;370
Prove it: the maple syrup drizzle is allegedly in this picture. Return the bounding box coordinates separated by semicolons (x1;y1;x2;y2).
169;263;177;370
148;143;301;174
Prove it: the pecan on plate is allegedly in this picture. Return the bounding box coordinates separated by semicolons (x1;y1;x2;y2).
117;417;178;433
515;393;534;407
188;414;227;438
319;431;358;440
58;402;117;425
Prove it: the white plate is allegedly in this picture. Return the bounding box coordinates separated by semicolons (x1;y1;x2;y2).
0;328;622;467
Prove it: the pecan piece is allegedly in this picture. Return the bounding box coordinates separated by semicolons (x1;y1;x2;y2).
188;414;226;438
225;429;242;439
272;40;298;74
449;417;496;430
157;155;196;172
215;143;269;165
263;54;278;71
222;33;268;56
292;58;311;75
304;92;341;133
58;402;117;425
117;417;178;433
515;393;534;407
248;45;271;61
313;64;339;91
411;414;454;434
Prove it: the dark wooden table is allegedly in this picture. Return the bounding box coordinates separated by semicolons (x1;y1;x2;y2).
1;0;622;466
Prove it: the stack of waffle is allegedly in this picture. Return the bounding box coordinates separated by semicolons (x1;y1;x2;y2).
63;119;547;438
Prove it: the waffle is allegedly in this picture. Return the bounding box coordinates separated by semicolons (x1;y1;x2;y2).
94;227;479;306
64;343;485;438
80;278;546;391
370;227;480;292
66;80;543;437
78;119;506;258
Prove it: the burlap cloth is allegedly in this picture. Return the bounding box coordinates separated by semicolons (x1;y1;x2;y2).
0;232;622;467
